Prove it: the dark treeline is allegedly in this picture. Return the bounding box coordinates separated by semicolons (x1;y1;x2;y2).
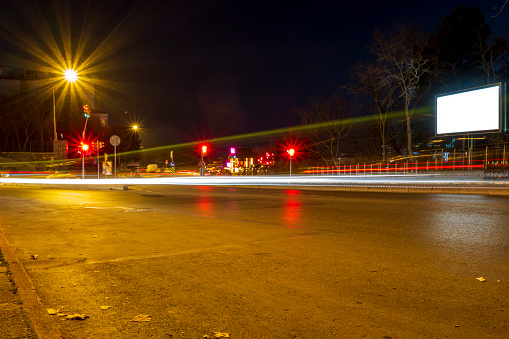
297;6;509;164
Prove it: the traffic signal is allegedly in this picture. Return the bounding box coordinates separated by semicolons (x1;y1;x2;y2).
83;104;90;118
99;141;104;148
201;145;207;155
287;148;295;157
81;142;89;152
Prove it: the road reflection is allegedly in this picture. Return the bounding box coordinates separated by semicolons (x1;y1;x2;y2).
282;190;302;228
425;196;507;250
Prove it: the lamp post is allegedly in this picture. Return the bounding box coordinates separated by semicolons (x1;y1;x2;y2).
53;88;57;141
53;69;79;138
53;68;79;168
81;142;89;179
287;148;295;176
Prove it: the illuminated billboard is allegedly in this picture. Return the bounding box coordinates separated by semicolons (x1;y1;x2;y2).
436;84;503;135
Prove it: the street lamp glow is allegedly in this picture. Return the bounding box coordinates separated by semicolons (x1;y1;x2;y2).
63;68;79;83
132;125;138;131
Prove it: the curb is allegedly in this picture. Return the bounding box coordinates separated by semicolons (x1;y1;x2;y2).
0;226;63;339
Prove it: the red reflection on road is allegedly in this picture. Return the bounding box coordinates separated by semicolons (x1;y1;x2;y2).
283;198;302;228
197;195;212;216
284;189;300;196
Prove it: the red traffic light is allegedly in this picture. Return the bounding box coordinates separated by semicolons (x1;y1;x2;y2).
201;145;207;155
287;148;295;157
81;142;89;151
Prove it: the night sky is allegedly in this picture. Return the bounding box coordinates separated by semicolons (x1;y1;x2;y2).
1;0;508;148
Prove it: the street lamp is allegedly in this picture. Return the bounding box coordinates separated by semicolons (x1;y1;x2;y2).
53;68;79;163
200;145;207;176
287;148;295;176
81;142;89;179
54;68;79;139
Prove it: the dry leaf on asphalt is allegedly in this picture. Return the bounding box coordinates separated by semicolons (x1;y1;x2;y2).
476;277;486;282
131;314;152;322
66;314;89;320
214;332;230;338
46;308;59;315
100;306;111;310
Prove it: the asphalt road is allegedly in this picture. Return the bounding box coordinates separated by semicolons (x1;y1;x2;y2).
0;185;508;338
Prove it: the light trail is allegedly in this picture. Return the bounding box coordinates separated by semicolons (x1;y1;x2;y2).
1;174;508;188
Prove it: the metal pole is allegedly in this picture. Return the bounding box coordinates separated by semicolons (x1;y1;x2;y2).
97;141;100;179
114;145;117;179
441;149;443;171
453;149;456;170
53;89;57;141
289;157;292;176
82;151;85;179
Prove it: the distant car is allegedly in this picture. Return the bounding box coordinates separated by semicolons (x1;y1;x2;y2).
45;171;77;179
219;169;232;176
146;164;159;172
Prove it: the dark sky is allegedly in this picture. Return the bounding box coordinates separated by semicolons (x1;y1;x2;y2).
1;0;508;148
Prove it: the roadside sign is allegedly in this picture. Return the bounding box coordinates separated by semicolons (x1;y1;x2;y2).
200;161;206;167
110;135;121;146
170;162;175;167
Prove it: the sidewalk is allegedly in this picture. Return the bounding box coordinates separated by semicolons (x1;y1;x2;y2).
0;227;62;339
0;248;34;338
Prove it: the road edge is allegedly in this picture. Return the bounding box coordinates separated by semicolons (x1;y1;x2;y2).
0;226;63;339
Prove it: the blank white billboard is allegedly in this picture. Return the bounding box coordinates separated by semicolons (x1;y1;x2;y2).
436;85;501;135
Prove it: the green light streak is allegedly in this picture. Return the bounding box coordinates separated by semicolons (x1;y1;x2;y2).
0;106;432;169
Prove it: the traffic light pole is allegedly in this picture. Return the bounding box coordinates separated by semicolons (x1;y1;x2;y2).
97;140;100;179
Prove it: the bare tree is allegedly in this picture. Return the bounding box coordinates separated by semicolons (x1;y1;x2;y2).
296;93;353;166
370;25;433;158
350;61;398;161
472;31;508;84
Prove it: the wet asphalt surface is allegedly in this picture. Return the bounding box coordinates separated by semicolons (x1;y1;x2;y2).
0;185;508;338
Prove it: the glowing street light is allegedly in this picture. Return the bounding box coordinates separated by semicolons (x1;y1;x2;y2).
63;68;79;83
287;148;295;176
80;142;89;179
53;68;80;141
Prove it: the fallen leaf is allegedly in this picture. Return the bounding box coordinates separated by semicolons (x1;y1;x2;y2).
66;314;89;320
214;332;230;338
100;306;111;310
46;308;59;315
30;254;38;260
476;277;486;282
57;313;67;317
131;314;152;322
